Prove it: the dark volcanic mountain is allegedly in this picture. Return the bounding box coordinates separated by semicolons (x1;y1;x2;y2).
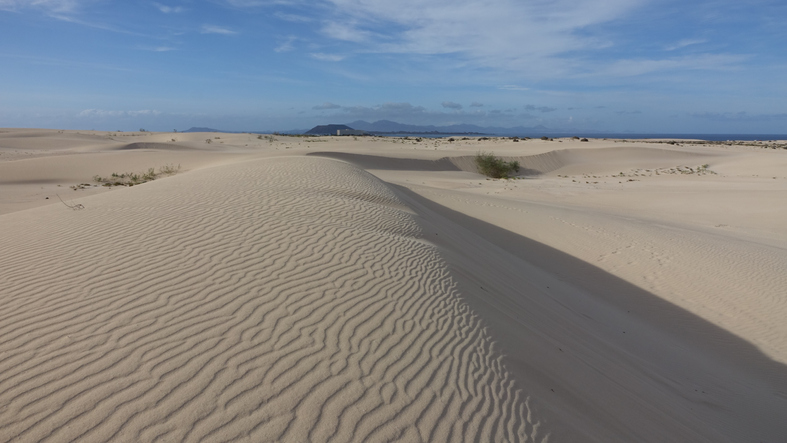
304;124;354;135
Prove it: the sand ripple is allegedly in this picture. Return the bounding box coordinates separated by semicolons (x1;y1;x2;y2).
0;157;546;442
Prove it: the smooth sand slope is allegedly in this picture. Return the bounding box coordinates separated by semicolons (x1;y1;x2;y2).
1;129;786;442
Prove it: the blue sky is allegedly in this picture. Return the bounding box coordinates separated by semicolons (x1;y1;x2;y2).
1;0;786;133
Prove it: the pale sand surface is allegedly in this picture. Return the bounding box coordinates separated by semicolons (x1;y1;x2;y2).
1;129;786;441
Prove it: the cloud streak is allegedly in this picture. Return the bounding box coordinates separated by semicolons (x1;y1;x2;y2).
690;111;787;122
0;0;80;13
310;53;345;62
318;0;641;72
154;3;185;14
665;38;707;51
78;109;162;118
201;25;237;35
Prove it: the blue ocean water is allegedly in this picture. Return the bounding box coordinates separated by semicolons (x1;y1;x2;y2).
375;133;786;141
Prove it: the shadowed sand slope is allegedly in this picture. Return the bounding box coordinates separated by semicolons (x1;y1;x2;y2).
0;157;547;442
392;186;787;442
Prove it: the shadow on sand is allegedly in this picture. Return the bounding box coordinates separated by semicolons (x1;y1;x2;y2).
389;182;787;443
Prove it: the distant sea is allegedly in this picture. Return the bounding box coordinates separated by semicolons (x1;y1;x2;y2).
373;132;787;141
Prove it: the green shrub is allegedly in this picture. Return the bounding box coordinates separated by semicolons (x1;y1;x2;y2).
475;152;520;178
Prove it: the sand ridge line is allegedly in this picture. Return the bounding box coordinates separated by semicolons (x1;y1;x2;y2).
0;156;547;442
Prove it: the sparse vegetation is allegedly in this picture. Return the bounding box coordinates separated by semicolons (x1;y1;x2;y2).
92;164;181;187
475;151;520;179
57;194;85;210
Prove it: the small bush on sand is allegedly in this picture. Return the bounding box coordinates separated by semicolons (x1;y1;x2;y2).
93;164;181;187
475;152;520;179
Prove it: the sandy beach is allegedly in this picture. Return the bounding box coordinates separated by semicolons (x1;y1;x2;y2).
1;128;786;442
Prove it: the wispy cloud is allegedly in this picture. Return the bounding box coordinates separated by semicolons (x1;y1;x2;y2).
499;85;529;91
313;102;341;110
594;53;747;77
690;111;787;122
470;102;483;107
153;2;185;14
0;0;80;13
136;45;178;52
320;21;375;43
78;109;162;118
0;1;149;34
665;38;707;51
0;53;131;71
201;25;237;35
441;101;462;110
317;0;640;71
274;35;297;53
310;53;345;62
275;11;312;22
338;102;427;120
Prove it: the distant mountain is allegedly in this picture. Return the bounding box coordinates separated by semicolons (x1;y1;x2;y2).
343;120;555;135
183;122;572;137
304;124;354;135
182;127;223;133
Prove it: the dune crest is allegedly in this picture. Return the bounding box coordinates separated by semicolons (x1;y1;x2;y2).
0;157;546;442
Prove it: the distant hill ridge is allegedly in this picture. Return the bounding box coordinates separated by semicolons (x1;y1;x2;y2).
181;121;557;135
344;120;551;135
304;124;354;135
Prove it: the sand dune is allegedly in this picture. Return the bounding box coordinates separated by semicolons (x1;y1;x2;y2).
0;156;546;442
312;145;727;178
1;130;786;442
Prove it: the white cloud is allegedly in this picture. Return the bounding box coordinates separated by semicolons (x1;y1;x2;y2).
319;0;641;70
595;53;746;77
201;25;237;35
665;38;708;51
274;35;297;52
153;2;185;13
274;11;312;22
0;0;80;13
310;53;345;62
320;21;375;43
